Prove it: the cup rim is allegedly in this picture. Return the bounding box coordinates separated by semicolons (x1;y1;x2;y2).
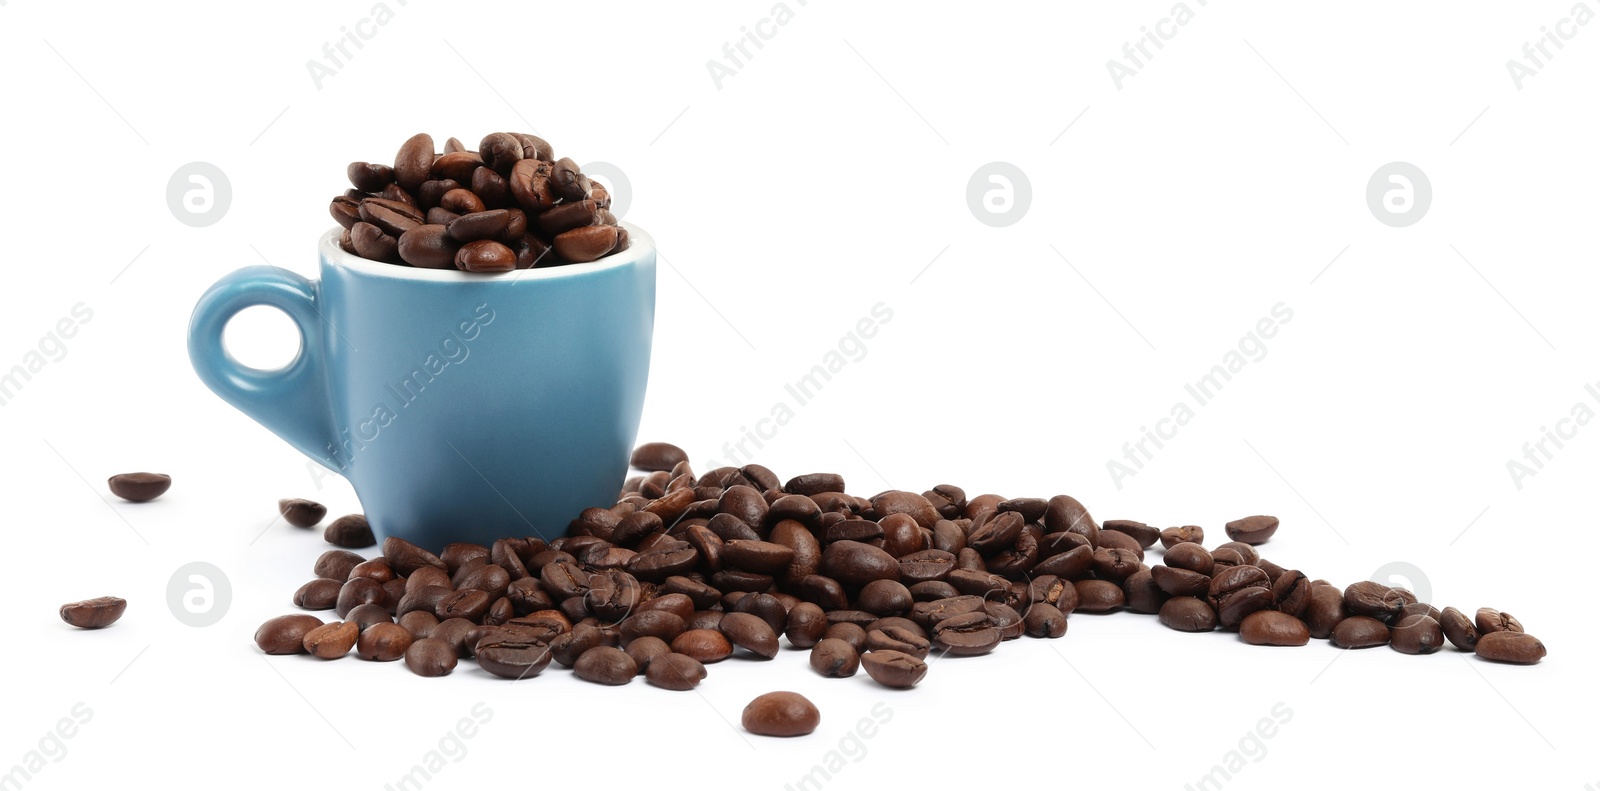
319;221;652;281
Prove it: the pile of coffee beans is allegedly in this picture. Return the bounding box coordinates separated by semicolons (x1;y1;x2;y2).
329;132;628;273
255;442;1546;706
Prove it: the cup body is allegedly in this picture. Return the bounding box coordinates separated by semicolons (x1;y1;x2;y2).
188;224;655;547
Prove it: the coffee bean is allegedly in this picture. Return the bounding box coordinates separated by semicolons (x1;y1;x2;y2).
1075;579;1125;613
537;199;603;237
436;589;492;622
861;650;928;689
641;652;705;690
1158;597;1217;632
1474;607;1523;635
809;638;859;678
293;578;341;610
478;133;524;173
742;692;819;737
1123;569;1167;614
722;540;795;575
107;472;170;502
356;622;413;661
821;540;899;587
455;239;516;273
331;196;362;229
350;222;399;262
446;209;513;243
720;612;780;659
347;603;394;633
393;133;434;192
550;157;591;202
255;614;324;654
553;224;620;263
1344;581;1406;623
431;151;484;185
857;579;913;616
1044;495;1099;545
59;596;126;629
303;621;359;659
574;645;638;685
403;637;458;676
1239;610;1310;646
1152;565;1211;597
1224;515;1279;545
1330;615;1390;649
671;628;733;663
279;498;327;528
1159;525;1204;548
932;611;1001;656
1440;606;1479;651
384;536;447;575
399;610;439;639
1474;631;1546;664
359;197;424;237
346;161;394;192
784;602;829;648
623;635;671;671
397;224;460;268
1389;615;1445;655
1091;547;1143;583
474;630;553;679
1104;519;1161;549
865;625;933;657
325;514;375;548
1095;529;1145;558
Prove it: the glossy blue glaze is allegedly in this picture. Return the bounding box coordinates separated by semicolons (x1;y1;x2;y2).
189;225;656;547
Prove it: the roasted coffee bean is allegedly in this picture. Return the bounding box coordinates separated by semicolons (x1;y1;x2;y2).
431;618;477;656
1331;615;1391;649
1474;631;1546;664
550;157;591;202
1239;610;1310;646
551;224;618;263
438;187;485;215
968;511;1024;554
359;198;424;237
820;541;899;588
1271;570;1312;617
351;222;399;262
823;622;868;653
383;537;446;575
1034;544;1094;578
108;472;170;502
865;626;933;657
417;179;462;209
347;161;394;192
1152;565;1211;597
785;602;829;648
1164;544;1214;577
1159;525;1204;548
59;596;126;629
857;579;913;616
404;637;458;676
347;603;394;633
1224;515;1279;544
474;631;553;679
742;692;819;737
335;578;386;618
1389;615;1445;655
279;498;327;528
397;224;460;268
574;646;638;685
671;629;734;663
331;196;362;229
1091;547;1142;583
1396;602;1441;624
256;614;324;654
620;610;687;645
810;638;860;677
645;653;707;690
623;635;671;671
435;589;492;622
1217;587;1274;629
325;514;375;548
1022;603;1068;638
1123;569;1167;614
393;133;434;192
294;578;341;610
1344;581;1406;623
1075;580;1126;613
537;199;603;237
399;610;440;639
1303;582;1347;639
431;151;484;184
478;133;524;173
510;161;558;215
719;612;780;659
781;473;844;497
303;621;359;659
1044;494;1099;545
722;540;794;574
1474;607;1523;635
1440;607;1479;651
454;239;516;273
1104;519;1161;549
549;623;605;667
427;207;461;226
861;650;928;688
313;549;365;581
1158;597;1217;632
932;611;1001;656
447;210;512;243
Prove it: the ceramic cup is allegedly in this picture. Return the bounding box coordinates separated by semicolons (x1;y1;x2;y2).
188;224;655;548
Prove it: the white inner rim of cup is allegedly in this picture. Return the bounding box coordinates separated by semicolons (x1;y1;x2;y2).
319;221;652;281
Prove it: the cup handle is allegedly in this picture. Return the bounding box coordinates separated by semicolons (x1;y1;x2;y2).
187;266;340;471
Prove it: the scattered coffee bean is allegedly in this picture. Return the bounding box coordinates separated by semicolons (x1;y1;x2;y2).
861;650;928;688
357;622;414;661
1158;597;1217;632
810;638;860;678
59;596;126;629
108;472;170;502
1331;615;1391;649
574;646;637;685
325;514;376;548
473;630;553;679
742;692;820;737
1474;607;1523;635
646;653;707;690
1390;615;1445;655
1223;515;1279;545
256;614;324;654
1239;610;1309;646
1159;525;1204;548
303;621;359;659
293;578;341;610
1440;606;1479;651
404;637;458;676
1474;631;1546;665
279;498;327;528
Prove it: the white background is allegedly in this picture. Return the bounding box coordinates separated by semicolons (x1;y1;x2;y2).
2;1;1595;788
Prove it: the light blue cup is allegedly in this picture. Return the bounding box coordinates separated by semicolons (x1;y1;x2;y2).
188;224;655;548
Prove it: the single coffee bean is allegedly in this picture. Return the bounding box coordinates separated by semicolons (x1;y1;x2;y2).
537;199;603;237
549;623;605;667
574;645;638;685
1271;570;1312;617
1152;565;1211;597
552;224;620;263
59;596;126;629
671;628;734;663
397;224;460;268
436;589;492;622
865;626;934;657
809;638;860;678
1303;582;1347;639
823;622;869;653
384;536;447;575
623;651;696;692
478;132;524;173
1159;525;1204;548
1440;606;1479;651
279;498;327;528
932;611;1001;656
446;209;513;243
1224;515;1279;544
1330;615;1391;649
1075;579;1125;613
1022;603;1069;638
336;578;387;618
720;612;780;659
1474;631;1546;665
623;635;671;671
331;196;362;229
431;618;478;656
438;187;486;215
358;197;424;237
455;239;517;273
1344;581;1406;623
1123;569;1167;614
722;540;795;575
1217;587;1275;629
403;637;458;677
293;578;341;610
325;514;375;548
1158;596;1217;632
1239;610;1310;646
393;133;434;192
861;650;928;689
785;602;829;648
742;692;820;737
107;472;170;502
510;162;558;215
857;579;913;616
398;610;439;639
550;157;591;202
474;631;553;679
1389;615;1445;655
356;622;413;661
350;221;399;262
346;161;394;192
430;151;484;184
346;603;393;632
255;614;324;654
1474;607;1524;635
821;540;899;587
302;621;359;659
1043;494;1100;545
1103;519;1161;549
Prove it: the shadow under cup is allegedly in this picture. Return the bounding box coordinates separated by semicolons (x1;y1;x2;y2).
188;224;656;548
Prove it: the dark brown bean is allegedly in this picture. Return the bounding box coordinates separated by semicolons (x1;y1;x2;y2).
1474;631;1546;664
742;692;819;737
809;638;860;677
325;514;375;548
1440;606;1479;651
1239;610;1310;646
107;472;170;502
59;596;127;629
279;498;327;528
255;614;324;654
861;650;928;688
303;621;358;659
